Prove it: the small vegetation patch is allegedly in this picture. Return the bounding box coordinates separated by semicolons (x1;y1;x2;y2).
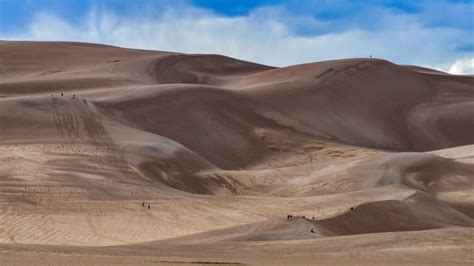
303;143;326;151
324;148;359;159
255;129;294;153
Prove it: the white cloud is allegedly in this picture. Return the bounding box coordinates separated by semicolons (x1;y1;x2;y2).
447;57;474;75
3;5;473;74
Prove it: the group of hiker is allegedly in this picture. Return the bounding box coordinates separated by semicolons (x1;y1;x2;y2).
287;206;355;233
288;206;354;221
287;214;316;221
142;202;150;210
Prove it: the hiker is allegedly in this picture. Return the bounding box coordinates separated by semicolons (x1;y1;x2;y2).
350;207;354;211
148;204;150;210
370;55;372;58
312;217;315;220
302;215;306;219
142;202;145;207
61;93;63;96
310;228;315;233
287;214;290;221
72;94;76;99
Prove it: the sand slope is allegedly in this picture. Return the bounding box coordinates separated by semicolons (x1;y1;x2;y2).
0;41;473;265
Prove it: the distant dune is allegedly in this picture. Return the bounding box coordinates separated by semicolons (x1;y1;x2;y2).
0;41;473;265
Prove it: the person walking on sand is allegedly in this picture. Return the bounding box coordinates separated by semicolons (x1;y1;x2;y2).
142;202;145;207
148;204;150;210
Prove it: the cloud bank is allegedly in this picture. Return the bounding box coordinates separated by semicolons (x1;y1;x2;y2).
2;2;473;74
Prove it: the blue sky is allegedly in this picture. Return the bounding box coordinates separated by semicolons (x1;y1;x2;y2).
1;0;473;73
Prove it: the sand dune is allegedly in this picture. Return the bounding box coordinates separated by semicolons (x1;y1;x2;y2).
0;41;473;265
161;193;473;243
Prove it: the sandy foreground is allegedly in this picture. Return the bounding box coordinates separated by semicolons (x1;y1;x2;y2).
0;41;473;265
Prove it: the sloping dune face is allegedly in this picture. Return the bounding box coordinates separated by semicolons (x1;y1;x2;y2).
0;41;473;264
